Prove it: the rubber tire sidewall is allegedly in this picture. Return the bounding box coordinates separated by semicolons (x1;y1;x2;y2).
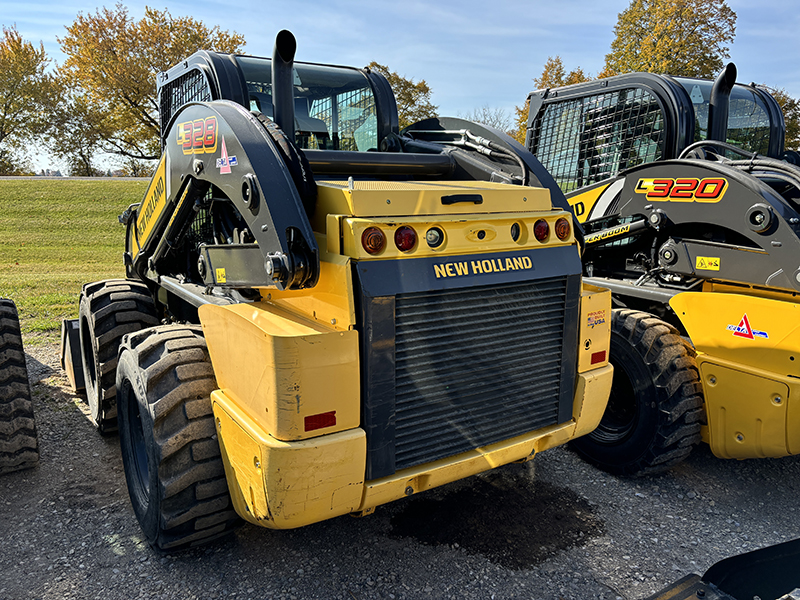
78;292;103;424
116;348;161;547
572;326;663;472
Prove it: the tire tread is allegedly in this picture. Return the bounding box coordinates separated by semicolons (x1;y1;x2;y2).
0;299;39;475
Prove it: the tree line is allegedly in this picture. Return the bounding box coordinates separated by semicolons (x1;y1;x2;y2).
1;0;796;176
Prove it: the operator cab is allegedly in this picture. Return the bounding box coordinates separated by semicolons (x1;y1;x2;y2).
525;67;786;193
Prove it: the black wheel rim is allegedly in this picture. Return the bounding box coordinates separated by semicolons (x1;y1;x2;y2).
590;360;639;444
124;381;150;496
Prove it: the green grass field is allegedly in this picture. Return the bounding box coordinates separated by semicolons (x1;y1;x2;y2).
0;179;149;341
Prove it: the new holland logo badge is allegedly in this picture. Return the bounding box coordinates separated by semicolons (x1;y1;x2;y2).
726;314;769;340
216;137;238;174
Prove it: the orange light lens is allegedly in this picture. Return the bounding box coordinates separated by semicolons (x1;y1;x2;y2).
362;227;386;254
555;217;571;240
533;219;549;242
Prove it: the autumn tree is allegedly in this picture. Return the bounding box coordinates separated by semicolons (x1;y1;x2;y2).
765;87;800;151
511;56;592;144
0;26;61;175
58;4;245;162
47;94;108;176
534;56;591;89
367;62;437;130
603;0;736;78
460;105;514;134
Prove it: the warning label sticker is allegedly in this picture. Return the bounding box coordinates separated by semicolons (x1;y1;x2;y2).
695;256;720;271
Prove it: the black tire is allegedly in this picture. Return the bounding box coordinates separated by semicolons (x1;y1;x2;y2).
116;325;240;552
79;279;158;433
0;299;39;475
571;309;705;476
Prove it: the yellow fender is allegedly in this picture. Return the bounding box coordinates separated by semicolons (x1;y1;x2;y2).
670;292;800;459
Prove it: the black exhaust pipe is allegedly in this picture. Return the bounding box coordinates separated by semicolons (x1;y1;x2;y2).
708;62;737;143
272;30;296;135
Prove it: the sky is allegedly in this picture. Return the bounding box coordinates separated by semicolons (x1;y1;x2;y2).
3;0;800;170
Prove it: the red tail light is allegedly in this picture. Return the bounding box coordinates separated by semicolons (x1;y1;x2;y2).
533;219;549;242
394;226;417;252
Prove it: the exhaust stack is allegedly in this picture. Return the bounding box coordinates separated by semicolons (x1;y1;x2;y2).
272;30;296;136
708;62;737;143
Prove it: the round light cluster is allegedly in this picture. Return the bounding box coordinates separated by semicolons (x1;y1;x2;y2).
362;225;426;254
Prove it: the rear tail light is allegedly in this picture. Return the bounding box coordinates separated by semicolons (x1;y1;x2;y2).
533;219;549;242
555;217;571;240
394;226;417;252
591;350;606;364
362;227;386;254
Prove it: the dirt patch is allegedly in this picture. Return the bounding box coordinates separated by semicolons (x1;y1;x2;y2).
389;467;605;569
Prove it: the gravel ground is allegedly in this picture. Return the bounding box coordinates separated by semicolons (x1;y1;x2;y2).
2;340;799;600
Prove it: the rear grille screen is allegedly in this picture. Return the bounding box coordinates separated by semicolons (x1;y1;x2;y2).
393;277;568;470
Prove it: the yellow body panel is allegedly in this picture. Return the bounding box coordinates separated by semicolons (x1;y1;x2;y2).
671;292;800;458
697;359;790;458
131;155;167;258
213;391;366;529
259;243;357;331
313;179;551;226
199;302;360;441
578;283;611;373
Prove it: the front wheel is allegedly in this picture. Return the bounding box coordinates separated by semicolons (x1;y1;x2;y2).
116;325;240;552
571;309;704;476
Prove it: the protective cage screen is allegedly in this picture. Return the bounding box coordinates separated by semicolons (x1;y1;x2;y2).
530;87;666;192
159;69;213;143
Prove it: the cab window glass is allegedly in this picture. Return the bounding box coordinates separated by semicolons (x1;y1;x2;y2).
675;78;772;155
235;57;379;151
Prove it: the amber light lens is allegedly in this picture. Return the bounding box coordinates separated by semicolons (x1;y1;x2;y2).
533;219;549;242
394;226;417;252
555;217;571;240
362;227;386;254
554;217;571;242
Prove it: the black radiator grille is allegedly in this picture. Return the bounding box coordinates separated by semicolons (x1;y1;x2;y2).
393;277;568;470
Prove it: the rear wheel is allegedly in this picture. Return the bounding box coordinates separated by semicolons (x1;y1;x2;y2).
0;299;39;474
79;279;158;433
571;309;704;476
116;325;240;552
